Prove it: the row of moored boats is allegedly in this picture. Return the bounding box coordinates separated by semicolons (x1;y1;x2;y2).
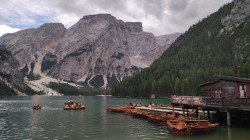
106;105;219;135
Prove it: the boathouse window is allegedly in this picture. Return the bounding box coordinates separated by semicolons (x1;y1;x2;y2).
239;85;247;98
215;90;221;98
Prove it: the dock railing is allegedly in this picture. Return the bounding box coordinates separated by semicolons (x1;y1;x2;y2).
202;97;223;107
171;95;203;106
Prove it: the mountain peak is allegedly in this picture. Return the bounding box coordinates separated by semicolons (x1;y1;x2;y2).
80;13;116;23
36;23;66;37
39;23;65;28
82;13;113;19
79;14;143;32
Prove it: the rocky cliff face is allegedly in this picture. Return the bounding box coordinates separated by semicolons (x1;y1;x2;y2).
0;14;180;88
155;33;181;59
0;23;66;75
47;14;180;87
222;0;250;25
0;49;24;89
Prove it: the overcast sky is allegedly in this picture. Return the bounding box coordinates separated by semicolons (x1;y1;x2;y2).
0;0;232;37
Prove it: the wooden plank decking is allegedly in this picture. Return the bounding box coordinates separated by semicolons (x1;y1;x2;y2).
134;106;196;115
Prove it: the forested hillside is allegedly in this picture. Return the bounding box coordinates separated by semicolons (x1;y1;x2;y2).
112;2;250;97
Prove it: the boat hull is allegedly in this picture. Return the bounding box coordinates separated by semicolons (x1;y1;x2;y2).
106;106;134;113
33;105;41;110
125;109;139;115
169;126;186;135
187;123;219;135
147;114;168;125
106;107;126;112
63;106;86;110
131;110;150;118
167;119;187;135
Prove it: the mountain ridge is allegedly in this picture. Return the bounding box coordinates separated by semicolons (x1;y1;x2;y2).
0;14;180;92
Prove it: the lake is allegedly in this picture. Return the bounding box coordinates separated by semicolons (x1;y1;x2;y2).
0;96;249;140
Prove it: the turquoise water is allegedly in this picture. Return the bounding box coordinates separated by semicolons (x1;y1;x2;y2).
0;96;249;140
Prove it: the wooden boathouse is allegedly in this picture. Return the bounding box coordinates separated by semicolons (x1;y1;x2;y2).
171;69;250;126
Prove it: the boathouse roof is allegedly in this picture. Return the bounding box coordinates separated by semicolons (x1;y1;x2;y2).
198;75;250;87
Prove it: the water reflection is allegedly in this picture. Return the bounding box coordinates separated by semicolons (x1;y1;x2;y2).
227;127;232;140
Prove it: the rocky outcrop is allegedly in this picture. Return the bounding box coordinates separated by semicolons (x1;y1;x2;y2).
0;23;66;75
0;49;25;90
155;33;181;59
0;14;180;88
222;0;250;25
124;22;143;32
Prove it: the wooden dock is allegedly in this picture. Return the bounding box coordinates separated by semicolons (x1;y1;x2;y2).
134;106;196;115
171;94;250;126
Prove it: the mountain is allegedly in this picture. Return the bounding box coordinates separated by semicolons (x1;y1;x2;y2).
0;14;180;91
111;0;250;97
46;14;180;87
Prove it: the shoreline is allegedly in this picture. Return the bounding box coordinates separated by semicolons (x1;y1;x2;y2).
96;95;112;96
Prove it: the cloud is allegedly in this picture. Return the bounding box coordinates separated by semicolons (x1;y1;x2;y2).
167;0;189;13
0;0;232;36
0;25;20;37
154;0;232;35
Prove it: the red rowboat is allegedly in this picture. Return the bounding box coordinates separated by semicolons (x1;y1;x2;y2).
162;112;176;119
125;109;139;115
131;110;151;118
33;104;41;110
147;114;168;125
106;106;134;112
167;118;187;135
63;105;86;110
186;122;219;135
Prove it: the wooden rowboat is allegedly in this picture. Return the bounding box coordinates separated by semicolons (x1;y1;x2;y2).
147;114;168;125
63;105;86;110
177;117;209;123
106;106;134;112
162;112;176;119
131;110;151;118
167;118;187;135
186;122;219;135
183;119;209;124
33;104;41;110
125;109;139;115
106;107;125;112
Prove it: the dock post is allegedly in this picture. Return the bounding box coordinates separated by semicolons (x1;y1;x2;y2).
182;106;185;117
202;110;205;119
186;109;189;117
196;108;199;119
172;106;175;114
227;111;231;126
228;126;232;140
207;109;210;122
